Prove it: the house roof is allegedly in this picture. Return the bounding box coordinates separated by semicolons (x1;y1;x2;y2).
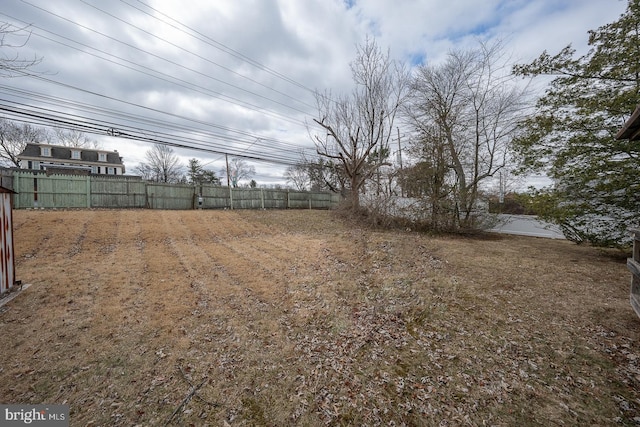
616;105;640;140
17;143;124;165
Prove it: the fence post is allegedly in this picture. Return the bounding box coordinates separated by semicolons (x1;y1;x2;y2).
229;186;234;210
260;188;265;209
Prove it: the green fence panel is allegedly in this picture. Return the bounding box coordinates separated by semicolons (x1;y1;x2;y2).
288;190;312;209
146;183;194;210
261;189;287;209
229;188;262;209
91;176;146;208
13;171;89;208
286;190;336;209
199;185;231;209
13;172;34;208
37;174;89;208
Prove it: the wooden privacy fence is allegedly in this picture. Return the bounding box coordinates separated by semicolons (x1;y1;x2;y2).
629;229;640;318
6;170;340;210
92;175;147;208
13;172;90;208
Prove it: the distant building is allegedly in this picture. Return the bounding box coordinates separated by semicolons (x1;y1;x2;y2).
17;143;125;175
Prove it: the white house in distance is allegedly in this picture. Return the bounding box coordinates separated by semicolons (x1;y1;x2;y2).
17;143;125;175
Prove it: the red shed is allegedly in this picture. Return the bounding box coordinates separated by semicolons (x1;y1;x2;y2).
0;185;16;295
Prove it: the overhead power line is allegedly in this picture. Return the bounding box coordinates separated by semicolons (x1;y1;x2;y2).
1;73;315;155
0;101;313;166
4;0;335;171
127;0;319;96
5;7;315;118
118;0;319;109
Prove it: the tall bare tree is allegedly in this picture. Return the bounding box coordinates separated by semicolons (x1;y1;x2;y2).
292;153;347;194
402;129;455;231
0;23;45;166
0;119;48;167
135;144;182;183
0;22;42;77
224;158;255;188
312;37;409;210
54;128;101;149
284;162;309;191
407;41;529;229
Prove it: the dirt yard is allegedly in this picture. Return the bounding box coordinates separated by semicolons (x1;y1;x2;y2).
1;209;638;426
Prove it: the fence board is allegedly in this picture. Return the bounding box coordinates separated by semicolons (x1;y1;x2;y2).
0;169;13;191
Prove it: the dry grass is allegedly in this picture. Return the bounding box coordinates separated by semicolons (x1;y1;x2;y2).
1;209;637;426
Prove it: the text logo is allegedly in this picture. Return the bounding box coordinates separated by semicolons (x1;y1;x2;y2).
1;405;69;426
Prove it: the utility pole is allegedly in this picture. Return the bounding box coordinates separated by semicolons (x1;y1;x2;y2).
226;153;233;209
225;153;230;188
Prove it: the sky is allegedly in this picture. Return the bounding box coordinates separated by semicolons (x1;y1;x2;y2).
0;0;630;187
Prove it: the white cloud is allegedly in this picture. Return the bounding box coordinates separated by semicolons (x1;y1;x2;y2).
0;0;629;185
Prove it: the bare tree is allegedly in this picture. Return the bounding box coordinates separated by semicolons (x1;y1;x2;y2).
132;162;154;181
0;22;42;77
284;163;309;191
0;23;46;166
224;158;255;188
406;41;529;229
54;128;101;149
295;153;347;194
402;129;456;231
0;119;49;167
136;144;183;183
312;37;410;210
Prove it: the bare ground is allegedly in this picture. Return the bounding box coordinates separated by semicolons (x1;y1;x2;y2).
1;209;638;426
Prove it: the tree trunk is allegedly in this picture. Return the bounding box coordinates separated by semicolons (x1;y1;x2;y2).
350;174;360;210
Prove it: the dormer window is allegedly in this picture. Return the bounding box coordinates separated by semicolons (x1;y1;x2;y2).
98;152;107;162
71;150;81;160
40;146;51;157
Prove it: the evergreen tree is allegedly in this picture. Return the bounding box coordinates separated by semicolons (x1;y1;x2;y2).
187;158;220;185
513;0;640;247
